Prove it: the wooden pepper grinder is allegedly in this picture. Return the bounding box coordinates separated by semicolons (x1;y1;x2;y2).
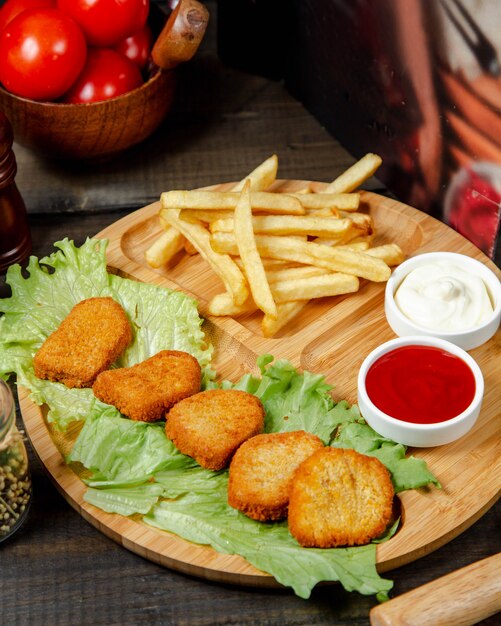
0;110;31;274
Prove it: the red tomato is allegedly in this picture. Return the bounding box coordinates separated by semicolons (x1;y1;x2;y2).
0;8;87;100
57;0;149;46
62;48;143;103
0;0;55;32
114;24;152;69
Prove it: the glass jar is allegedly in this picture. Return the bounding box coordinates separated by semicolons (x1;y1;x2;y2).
0;379;32;542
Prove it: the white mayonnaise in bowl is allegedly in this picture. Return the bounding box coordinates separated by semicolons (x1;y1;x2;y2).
385;252;500;350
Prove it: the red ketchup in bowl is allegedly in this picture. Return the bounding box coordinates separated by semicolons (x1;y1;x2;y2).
365;345;476;424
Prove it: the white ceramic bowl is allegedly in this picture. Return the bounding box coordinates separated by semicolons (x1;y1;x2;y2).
357;336;484;447
385;252;500;350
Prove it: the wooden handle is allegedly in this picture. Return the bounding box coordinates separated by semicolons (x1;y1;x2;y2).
152;0;209;70
370;553;501;626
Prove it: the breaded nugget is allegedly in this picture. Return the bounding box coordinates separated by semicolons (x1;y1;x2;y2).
33;297;132;388
288;447;394;548
228;430;323;521
92;350;201;422
165;389;264;470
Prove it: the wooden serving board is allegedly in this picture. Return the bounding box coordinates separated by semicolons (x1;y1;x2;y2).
19;180;501;588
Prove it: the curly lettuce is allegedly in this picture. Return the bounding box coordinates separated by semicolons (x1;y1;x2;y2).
0;241;439;601
0;238;212;429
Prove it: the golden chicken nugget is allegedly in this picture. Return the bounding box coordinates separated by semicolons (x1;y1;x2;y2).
165;389;264;470
228;431;323;521
33;297;132;388
288;447;394;548
92;350;201;422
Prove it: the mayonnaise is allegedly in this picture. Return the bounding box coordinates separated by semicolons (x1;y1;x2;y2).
394;261;494;331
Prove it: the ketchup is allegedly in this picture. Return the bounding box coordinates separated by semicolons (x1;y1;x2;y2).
365;345;476;424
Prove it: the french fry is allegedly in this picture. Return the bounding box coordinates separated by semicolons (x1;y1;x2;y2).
231;154;278;192
160;208;249;306
235;257;298;271
211;231;247;254
306;207;339;218
210;215;354;238
293;184;312;194
312;235;353;247
234;181;278;319
211;231;320;261
306;241;390;281
144;228;185;268
303;241;390;282
270;273;359;303
266;266;328;284
156;152;404;337
209;218;237;233
340;211;374;232
365;243;405;266
311;214;373;247
261;301;308;338
291;192;360;211
208;292;257;316
161;190;305;215
339;235;375;246
324;153;382;193
333;242;371;251
211;232;391;282
180;209;234;223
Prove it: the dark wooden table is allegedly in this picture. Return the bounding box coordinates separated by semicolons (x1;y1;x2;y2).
1;3;499;624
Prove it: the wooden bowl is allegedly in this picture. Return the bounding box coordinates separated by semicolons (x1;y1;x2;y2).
0;0;208;160
0;71;176;160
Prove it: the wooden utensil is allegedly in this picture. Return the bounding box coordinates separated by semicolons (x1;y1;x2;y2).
0;1;209;159
18;183;501;588
152;0;209;70
370;553;501;626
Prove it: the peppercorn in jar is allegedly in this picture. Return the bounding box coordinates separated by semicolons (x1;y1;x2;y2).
0;379;31;542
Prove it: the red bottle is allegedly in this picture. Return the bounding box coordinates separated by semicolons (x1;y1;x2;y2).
0;111;31;273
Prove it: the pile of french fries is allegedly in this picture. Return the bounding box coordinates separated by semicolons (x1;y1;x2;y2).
146;153;405;337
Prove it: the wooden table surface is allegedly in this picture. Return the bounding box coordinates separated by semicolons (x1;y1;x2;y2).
1;3;499;625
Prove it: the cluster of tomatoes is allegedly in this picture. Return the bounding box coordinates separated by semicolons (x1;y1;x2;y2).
0;0;154;103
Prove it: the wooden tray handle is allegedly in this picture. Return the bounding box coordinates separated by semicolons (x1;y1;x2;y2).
370;553;501;626
152;0;209;70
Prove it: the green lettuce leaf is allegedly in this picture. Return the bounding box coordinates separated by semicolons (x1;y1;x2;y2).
71;356;409;599
109;273;211;367
0;239;110;350
18;369;101;431
84;482;165;516
331;414;441;492
223;356;439;494
0;240;439;600
221;354;359;444
153;465;226;497
144;475;393;600
68;410;190;481
0;238;212;430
